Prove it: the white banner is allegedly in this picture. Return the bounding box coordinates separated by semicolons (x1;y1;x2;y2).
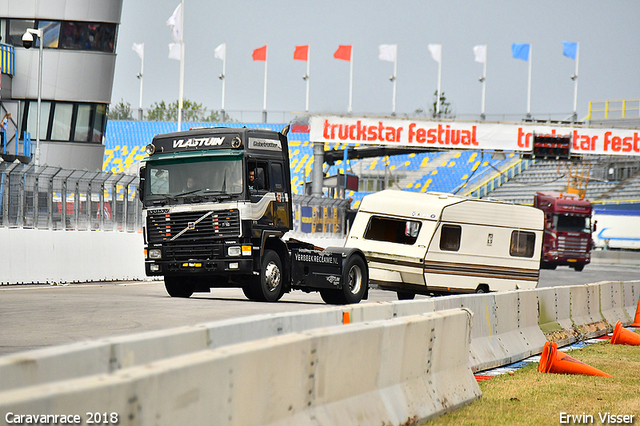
309;116;640;156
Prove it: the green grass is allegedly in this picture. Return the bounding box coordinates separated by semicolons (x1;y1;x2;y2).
424;337;640;425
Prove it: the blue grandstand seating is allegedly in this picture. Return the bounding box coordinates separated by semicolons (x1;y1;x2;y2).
104;121;520;205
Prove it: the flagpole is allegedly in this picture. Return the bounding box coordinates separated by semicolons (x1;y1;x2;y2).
436;44;442;116
138;42;144;121
572;42;579;122
526;44;532;119
392;44;397;116
305;46;310;113
480;44;487;120
221;42;226;121
177;0;185;131
348;48;353;114
262;46;268;123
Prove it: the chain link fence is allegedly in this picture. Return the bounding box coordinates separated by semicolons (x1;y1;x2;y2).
0;162;141;232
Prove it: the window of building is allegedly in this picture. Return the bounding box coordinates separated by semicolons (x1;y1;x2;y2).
510;230;536;258
439;224;461;251
51;103;73;141
364;216;421;245
6;19;116;53
21;100;107;144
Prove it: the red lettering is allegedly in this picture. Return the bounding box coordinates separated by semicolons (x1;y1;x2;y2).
461;130;471;145
348;124;356;140
396;127;403;143
338;124;349;141
417;128;427;143
330;124;338;139
635;133;640;152
323;120;331;139
427;128;436;143
438;124;445;144
385;127;396;142
367;126;377;141
518;127;531;148
408;123;416;143
377;122;385;141
580;135;592;151
623;136;632;152
472;126;478;146
612;136;622;151
572;130;580;150
356;121;367;140
591;136;597;150
604;132;612;151
451;129;461;145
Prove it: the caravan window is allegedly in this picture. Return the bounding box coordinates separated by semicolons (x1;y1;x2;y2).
364;216;421;245
510;231;536;258
439;225;461;251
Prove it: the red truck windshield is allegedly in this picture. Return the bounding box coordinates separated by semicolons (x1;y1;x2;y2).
554;214;591;233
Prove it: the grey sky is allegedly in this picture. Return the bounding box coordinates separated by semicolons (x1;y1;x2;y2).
111;0;640;122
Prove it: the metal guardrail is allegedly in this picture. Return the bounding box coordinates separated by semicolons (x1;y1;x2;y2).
587;99;640;120
0;162;141;232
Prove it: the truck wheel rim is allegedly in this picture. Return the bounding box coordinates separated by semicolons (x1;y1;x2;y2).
265;262;281;292
347;265;362;294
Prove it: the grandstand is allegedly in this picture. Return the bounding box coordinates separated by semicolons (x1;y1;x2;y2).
104;121;524;208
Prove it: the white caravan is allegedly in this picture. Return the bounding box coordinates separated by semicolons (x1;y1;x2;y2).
344;190;544;298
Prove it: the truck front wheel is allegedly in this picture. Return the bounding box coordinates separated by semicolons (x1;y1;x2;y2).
252;249;285;302
164;276;194;298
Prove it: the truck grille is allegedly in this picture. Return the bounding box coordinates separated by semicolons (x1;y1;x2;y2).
165;243;223;262
147;209;240;244
558;235;589;255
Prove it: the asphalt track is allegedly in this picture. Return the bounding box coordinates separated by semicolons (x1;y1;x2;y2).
0;261;638;355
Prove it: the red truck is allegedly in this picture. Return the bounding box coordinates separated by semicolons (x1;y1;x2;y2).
534;191;594;271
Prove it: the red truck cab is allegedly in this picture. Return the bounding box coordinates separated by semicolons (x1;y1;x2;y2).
534;191;593;272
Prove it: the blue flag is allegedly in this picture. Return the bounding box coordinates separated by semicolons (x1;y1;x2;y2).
562;41;578;60
512;43;530;61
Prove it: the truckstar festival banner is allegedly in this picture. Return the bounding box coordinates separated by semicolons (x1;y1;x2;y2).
309;116;640;156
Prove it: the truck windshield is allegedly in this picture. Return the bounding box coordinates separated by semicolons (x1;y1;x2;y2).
145;157;243;199
554;214;591;233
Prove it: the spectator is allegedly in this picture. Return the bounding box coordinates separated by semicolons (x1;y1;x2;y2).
0;112;11;151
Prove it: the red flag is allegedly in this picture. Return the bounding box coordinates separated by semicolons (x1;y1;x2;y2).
334;45;352;61
293;45;309;61
252;45;267;61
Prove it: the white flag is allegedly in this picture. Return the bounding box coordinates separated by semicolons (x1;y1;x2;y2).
428;44;442;63
473;44;487;63
378;44;397;62
168;43;181;60
132;42;144;60
166;3;182;43
214;42;226;61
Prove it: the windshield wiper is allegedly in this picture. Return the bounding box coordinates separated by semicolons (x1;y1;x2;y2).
174;188;207;198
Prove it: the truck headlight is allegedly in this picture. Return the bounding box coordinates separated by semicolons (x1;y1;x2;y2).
149;249;162;259
228;246;241;257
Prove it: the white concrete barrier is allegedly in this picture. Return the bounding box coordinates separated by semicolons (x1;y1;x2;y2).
569;284;608;339
598;281;631;327
623;281;640;321
537;286;577;346
0;228;145;284
0;309;481;426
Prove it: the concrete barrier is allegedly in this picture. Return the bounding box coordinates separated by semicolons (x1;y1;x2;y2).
0;310;481;426
537;286;577;346
623;281;640;321
0;228;145;285
598;281;631;327
570;284;608;339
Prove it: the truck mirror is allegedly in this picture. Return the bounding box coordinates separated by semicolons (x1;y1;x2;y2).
138;166;146;202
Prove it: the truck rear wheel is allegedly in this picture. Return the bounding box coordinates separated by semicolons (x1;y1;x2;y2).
164;276;194;298
252;249;284;302
321;256;367;305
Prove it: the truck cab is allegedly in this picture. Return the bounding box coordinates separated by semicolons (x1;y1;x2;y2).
534;191;593;271
139;126;368;304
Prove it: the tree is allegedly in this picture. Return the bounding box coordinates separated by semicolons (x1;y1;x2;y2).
109;99;134;120
146;99;229;122
429;90;453;119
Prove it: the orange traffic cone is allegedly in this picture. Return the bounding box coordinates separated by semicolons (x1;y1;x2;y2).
538;341;611;377
630;297;640;327
610;321;640;346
